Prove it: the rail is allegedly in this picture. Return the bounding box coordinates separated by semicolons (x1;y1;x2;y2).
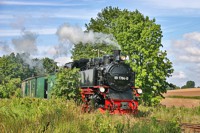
181;123;200;133
138;117;200;132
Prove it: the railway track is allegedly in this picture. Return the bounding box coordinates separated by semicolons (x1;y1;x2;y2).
181;123;200;133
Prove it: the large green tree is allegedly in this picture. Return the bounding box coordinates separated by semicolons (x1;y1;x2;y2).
73;7;173;105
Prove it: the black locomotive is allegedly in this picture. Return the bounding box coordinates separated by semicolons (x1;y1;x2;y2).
66;50;141;114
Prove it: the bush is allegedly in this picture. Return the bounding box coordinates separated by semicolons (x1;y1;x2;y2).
0;78;21;98
51;68;81;102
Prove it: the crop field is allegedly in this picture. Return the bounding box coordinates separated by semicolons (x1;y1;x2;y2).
163;88;200;97
161;88;200;108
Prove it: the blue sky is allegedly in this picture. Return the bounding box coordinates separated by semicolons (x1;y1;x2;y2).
1;0;200;87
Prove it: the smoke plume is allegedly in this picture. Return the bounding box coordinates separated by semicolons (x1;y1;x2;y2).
20;53;44;71
50;41;73;58
12;30;38;54
56;23;120;49
11;30;44;73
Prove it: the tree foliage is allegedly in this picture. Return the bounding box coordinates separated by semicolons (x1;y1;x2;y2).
42;57;58;73
0;78;21;98
181;81;195;89
0;54;25;98
51;68;81;101
73;6;174;106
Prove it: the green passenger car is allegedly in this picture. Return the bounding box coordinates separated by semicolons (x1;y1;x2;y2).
36;76;46;98
21;74;56;99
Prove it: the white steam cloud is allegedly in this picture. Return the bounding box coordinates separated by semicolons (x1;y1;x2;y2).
12;30;38;54
56;23;120;49
10;30;44;73
20;53;44;70
47;40;73;58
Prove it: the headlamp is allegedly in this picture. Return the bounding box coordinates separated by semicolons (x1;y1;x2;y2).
137;89;143;94
99;87;105;92
120;56;126;61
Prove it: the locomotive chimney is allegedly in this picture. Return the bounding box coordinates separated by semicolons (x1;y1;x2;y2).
113;50;121;61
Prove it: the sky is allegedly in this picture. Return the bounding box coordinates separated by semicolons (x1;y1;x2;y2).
0;0;200;87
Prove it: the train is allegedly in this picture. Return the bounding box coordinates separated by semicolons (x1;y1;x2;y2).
21;50;142;114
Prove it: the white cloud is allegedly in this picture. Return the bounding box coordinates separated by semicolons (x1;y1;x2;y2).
0;14;14;19
168;32;200;86
172;32;200;62
31;28;57;35
0;28;56;37
0;1;86;7
171;71;186;79
178;56;200;63
43;8;99;20
0;8;98;21
167;70;187;87
0;29;21;36
144;0;200;9
10;16;26;29
49;14;95;20
183;32;200;42
136;0;200;17
0;41;12;55
184;47;200;56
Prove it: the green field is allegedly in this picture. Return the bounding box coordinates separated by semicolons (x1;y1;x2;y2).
0;98;199;133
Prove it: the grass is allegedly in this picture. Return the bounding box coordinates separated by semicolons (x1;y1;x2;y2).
1;98;198;133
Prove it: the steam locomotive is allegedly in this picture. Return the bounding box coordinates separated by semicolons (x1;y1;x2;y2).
21;50;142;114
66;50;142;114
